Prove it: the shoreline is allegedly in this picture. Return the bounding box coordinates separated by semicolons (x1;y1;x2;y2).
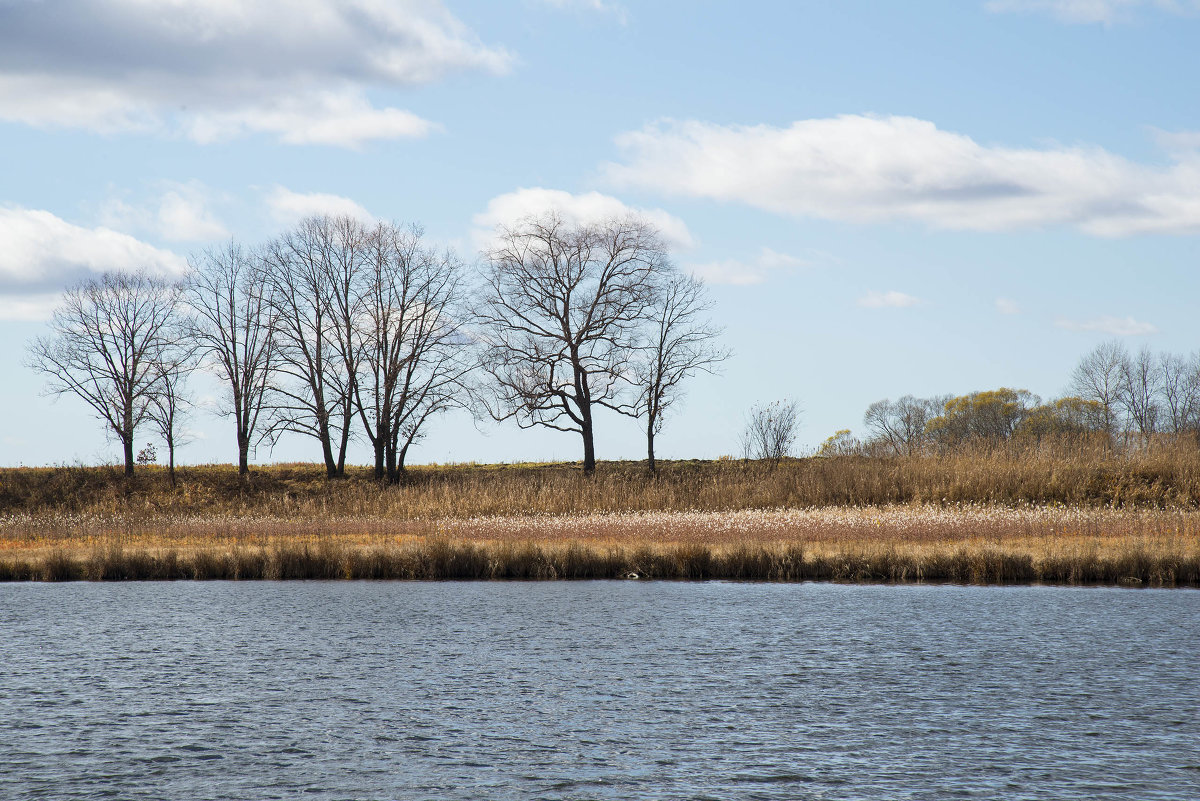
4;525;1198;587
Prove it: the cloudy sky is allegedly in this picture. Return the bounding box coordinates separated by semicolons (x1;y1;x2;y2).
2;0;1199;466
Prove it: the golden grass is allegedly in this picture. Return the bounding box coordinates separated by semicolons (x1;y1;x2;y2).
3;449;1200;584
3;505;1198;585
4;448;1200;519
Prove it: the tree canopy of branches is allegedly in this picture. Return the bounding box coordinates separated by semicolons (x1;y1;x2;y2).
26;271;182;476
1014;396;1107;441
477;213;669;474
261;215;364;477
633;272;728;472
354;222;471;482
862;395;946;456
1118;346;1161;444
146;351;195;486
1070;340;1128;438
925;388;1039;448
1159;351;1200;437
739;399;800;463
184;241;277;478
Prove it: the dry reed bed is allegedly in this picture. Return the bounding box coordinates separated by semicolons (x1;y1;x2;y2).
6;445;1200;521
3;505;1199;586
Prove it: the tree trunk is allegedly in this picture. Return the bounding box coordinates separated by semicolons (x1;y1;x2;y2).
319;420;337;478
646;425;657;474
122;434;135;477
581;419;596;475
167;438;176;488
237;430;250;479
373;437;386;481
335;413;350;477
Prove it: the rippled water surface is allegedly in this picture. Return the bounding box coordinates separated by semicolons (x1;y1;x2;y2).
2;582;1199;800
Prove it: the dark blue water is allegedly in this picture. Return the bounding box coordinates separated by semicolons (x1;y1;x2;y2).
1;582;1198;800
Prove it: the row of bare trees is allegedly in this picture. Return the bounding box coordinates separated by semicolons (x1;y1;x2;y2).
27;213;727;479
859;342;1200;456
1068;341;1200;443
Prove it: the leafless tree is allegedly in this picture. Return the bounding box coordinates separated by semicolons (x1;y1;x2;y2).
26;271;181;476
184;241;277;479
476;213;668;474
354;223;472;482
146;352;195;487
1118;345;1160;445
1069;340;1128;439
633;273;728;472
1160;351;1200;438
862;395;945;456
261;215;364;477
739;399;801;463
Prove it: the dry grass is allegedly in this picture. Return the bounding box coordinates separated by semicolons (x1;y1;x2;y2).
4;441;1200;520
2;505;1198;586
3;449;1199;584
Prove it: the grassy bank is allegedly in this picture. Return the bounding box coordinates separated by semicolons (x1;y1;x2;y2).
3;506;1199;586
5;443;1200;519
3;454;1199;585
2;532;1197;585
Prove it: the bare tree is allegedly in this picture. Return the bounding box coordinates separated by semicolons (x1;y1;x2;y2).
862;395;944;456
354;222;472;482
739;399;801;463
1118;346;1160;445
26;271;181;476
1159;351;1200;438
146;354;195;487
184;241;277;479
261;215;364;477
633;273;729;473
477;213;668;474
1069;340;1128;439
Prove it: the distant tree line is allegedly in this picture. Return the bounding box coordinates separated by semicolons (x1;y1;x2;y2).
854;342;1200;456
26;213;727;480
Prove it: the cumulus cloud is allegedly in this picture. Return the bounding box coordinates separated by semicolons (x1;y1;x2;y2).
473;187;693;250
985;0;1200;24
996;297;1022;315
858;290;921;309
0;293;65;323
1056;315;1158;335
604;114;1200;237
0;0;509;146
266;187;374;224
100;181;228;243
687;247;808;286
0;207;187;319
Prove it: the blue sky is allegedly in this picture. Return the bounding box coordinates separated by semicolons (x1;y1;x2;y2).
2;0;1199;467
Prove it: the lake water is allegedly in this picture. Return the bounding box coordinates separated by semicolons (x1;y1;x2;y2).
2;582;1198;800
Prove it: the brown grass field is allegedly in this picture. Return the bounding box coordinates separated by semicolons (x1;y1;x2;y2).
3;447;1200;585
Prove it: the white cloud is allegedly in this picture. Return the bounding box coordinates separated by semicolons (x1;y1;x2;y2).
604;114;1200;237
156;188;229;242
0;293;64;322
996;297;1022;315
184;91;438;148
0;207;188;294
0;207;187;319
266;187;374;224
473;187;693;250
687;247;809;285
985;0;1200;24
858;290;921;309
100;182;229;243
0;0;509;147
1056;315;1158;335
